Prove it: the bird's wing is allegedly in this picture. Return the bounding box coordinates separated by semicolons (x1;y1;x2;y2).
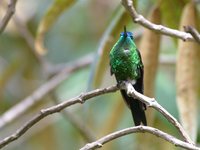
110;62;114;75
136;49;144;68
109;53;114;75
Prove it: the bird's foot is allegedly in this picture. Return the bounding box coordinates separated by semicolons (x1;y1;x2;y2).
117;81;126;90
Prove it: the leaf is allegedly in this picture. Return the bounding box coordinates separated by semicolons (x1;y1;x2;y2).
140;5;161;98
35;0;75;55
176;2;200;142
139;3;161;126
160;0;188;29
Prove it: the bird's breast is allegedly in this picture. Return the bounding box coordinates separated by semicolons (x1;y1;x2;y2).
112;56;140;81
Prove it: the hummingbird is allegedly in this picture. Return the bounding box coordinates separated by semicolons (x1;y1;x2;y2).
109;27;147;126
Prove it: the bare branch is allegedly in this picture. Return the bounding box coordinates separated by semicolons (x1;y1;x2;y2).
11;16;95;142
123;82;194;144
80;126;200;150
0;54;93;130
0;0;18;34
121;0;200;43
184;26;200;43
0;82;197;149
0;85;118;149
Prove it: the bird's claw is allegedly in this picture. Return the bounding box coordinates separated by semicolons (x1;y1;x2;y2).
117;81;126;90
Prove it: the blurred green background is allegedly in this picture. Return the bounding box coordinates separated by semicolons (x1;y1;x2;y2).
0;0;199;150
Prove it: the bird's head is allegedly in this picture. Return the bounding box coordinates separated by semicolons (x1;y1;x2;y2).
120;26;134;40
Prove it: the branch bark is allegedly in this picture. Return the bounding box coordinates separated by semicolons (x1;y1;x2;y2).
80;126;200;150
184;26;200;43
0;0;18;34
0;85;118;149
123;82;194;144
0;82;198;149
0;54;92;130
121;0;200;43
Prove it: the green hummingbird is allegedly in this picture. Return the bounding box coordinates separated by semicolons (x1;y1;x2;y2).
109;27;147;126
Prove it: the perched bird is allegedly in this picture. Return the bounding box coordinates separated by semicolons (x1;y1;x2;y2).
109;27;147;126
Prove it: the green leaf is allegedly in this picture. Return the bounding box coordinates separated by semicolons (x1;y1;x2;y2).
35;0;75;55
160;0;188;29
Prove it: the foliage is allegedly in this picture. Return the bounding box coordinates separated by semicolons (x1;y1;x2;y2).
0;0;199;149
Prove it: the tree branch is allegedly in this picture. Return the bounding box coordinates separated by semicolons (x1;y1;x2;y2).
11;15;96;142
0;82;198;149
0;0;18;34
80;126;200;150
184;26;200;43
0;85;118;149
0;54;92;130
121;0;200;43
123;82;194;144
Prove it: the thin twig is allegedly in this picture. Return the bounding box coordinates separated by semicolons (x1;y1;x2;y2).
12;15;96;142
0;85;118;149
0;82;197;148
0;0;18;34
123;82;194;144
80;126;200;150
121;0;200;43
0;54;93;130
12;13;95;142
5;117;59;150
184;26;200;43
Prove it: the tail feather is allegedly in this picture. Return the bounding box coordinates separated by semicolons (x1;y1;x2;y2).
121;90;147;126
119;69;147;126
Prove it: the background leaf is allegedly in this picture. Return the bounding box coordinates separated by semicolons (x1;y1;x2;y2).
0;0;200;149
176;1;200;142
35;0;75;55
160;0;188;29
136;4;165;150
